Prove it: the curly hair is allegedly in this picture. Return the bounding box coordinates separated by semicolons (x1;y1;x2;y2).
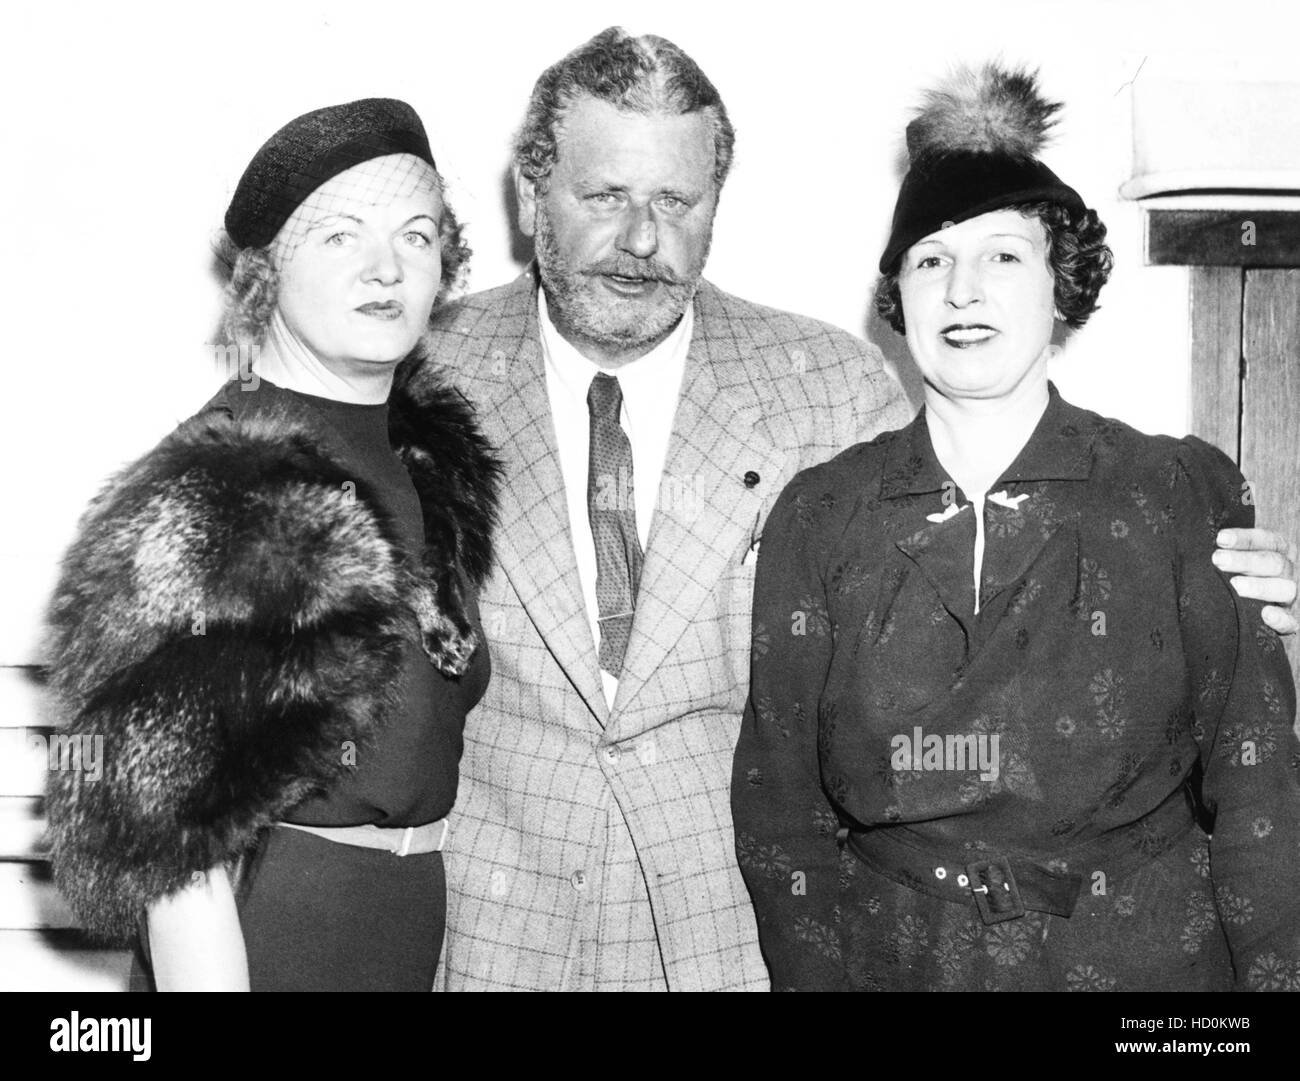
873;201;1113;335
219;186;470;352
514;26;735;194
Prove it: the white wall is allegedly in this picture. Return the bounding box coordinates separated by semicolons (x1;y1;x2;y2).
4;0;1299;666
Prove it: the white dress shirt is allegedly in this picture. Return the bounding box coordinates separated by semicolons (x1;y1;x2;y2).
538;288;693;707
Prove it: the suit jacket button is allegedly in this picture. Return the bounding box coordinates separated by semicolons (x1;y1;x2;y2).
743;471;760;488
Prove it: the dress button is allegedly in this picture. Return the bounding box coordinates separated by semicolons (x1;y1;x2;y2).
570;870;588;891
743;471;760;489
957;873;970;888
934;866;948;880
603;745;621;764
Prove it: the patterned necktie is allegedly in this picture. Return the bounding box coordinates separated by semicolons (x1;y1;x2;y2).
587;373;643;677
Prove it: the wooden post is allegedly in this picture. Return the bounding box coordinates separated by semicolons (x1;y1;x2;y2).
1241;268;1300;693
1188;267;1243;462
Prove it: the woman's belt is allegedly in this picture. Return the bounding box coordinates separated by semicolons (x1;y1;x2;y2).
275;819;449;856
842;789;1196;925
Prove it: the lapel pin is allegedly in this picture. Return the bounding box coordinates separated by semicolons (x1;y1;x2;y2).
926;502;965;524
989;490;1030;509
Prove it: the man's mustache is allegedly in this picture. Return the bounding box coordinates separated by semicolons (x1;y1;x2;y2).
583;258;681;285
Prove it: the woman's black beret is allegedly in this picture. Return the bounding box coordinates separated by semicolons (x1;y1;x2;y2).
224;97;436;250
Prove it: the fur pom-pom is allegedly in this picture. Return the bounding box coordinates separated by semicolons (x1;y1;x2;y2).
906;63;1061;161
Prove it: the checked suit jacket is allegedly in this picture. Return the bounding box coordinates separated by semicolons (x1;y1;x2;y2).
416;271;912;991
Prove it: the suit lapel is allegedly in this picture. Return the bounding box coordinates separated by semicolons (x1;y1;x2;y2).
611;289;788;725
456;277;608;728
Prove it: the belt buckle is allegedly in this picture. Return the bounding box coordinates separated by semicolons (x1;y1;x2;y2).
966;856;1025;924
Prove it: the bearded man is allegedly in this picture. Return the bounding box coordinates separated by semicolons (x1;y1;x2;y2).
412;27;1298;991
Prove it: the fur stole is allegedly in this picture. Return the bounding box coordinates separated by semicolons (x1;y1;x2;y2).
43;368;499;942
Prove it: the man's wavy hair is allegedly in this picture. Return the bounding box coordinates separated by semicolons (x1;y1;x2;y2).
873;202;1114;335
219;181;470;352
514;26;735;195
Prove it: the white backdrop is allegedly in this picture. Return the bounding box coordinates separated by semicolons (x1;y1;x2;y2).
4;0;1298;663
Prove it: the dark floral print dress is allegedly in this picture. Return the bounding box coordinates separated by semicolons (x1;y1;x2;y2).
732;385;1300;991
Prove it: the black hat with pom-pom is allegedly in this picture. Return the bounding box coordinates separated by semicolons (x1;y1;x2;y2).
879;65;1086;274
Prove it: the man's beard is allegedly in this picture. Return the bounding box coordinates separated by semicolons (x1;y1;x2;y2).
534;203;710;359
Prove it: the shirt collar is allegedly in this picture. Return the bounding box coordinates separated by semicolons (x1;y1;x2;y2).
880;382;1099;501
536;286;695;393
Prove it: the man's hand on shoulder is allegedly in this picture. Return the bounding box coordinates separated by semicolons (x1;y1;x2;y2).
1214;528;1299;634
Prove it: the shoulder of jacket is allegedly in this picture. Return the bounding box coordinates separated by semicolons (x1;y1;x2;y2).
427;274;535;339
694;280;883;371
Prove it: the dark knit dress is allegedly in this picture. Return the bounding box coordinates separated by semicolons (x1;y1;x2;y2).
732;386;1300;992
172;379;488;991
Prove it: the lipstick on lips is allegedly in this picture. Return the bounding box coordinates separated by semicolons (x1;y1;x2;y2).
940;323;997;348
356;300;404;321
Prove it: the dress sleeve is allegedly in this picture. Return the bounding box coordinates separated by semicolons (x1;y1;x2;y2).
732;470;848;990
1174;436;1300;990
